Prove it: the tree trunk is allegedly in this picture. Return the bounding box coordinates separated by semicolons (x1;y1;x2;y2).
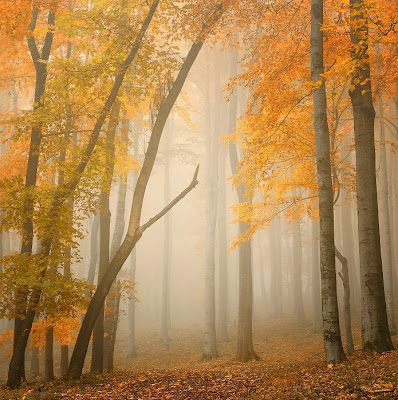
203;49;219;360
87;214;100;293
104;119;129;371
311;0;345;363
44;325;54;380
270;219;282;317
92;103;120;374
311;220;322;332
335;247;355;354
349;0;393;352
8;8;55;388
127;130;139;358
292;221;305;325
30;345;40;379
105;281;121;372
127;249;137;358
161;117;173;344
217;147;229;341
228;46;258;362
378;100;396;335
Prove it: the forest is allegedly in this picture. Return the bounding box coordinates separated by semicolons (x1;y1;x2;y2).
0;0;397;398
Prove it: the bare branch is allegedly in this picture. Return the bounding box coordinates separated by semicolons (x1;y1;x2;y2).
140;165;200;234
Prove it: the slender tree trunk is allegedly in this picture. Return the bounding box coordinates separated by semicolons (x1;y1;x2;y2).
44;325;54;380
228;46;258;362
30;345;40;379
270;219;282;317
335;247;355;354
104;118;129;371
127;249;137;358
349;0;393;352
311;0;345;363
161;117;173;344
378;100;396;335
311;220;322;332
292;222;305;325
340;195;360;312
127;130;139;358
92;103;120;374
203;50;219;360
218;147;229;341
87;214;100;293
107;282;121;371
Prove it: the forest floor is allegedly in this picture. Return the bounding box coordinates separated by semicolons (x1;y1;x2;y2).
1;317;398;399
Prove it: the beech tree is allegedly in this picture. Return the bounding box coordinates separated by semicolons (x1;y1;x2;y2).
349;0;393;352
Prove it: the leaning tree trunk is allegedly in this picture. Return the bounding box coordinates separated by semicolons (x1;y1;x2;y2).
378;100;396;335
66;31;216;378
335;246;355;354
349;0;393;352
311;0;345;363
203;50;219;360
311;220;322;332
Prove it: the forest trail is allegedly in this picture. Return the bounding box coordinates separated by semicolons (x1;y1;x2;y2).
2;318;398;399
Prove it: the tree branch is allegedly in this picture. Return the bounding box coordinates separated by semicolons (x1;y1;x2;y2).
41;10;56;61
27;8;40;69
64;0;161;193
140;165;200;234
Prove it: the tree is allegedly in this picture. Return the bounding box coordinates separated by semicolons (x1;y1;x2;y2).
66;1;235;378
349;0;393;352
311;0;345;363
6;0;161;387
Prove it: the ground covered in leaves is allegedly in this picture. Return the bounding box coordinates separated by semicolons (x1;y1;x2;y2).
1;318;398;399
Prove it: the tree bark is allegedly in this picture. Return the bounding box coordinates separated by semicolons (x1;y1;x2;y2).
349;0;393;352
270;219;282;317
161;117;173;344
335;246;355;354
127;130;139;358
292;221;305;325
92;102;121;374
30;345;40;379
203;49;220;360
228;46;259;362
87;214;100;292
44;325;54;380
311;0;345;363
127;249;137;358
311;220;322;332
378;100;396;335
218;146;229;341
